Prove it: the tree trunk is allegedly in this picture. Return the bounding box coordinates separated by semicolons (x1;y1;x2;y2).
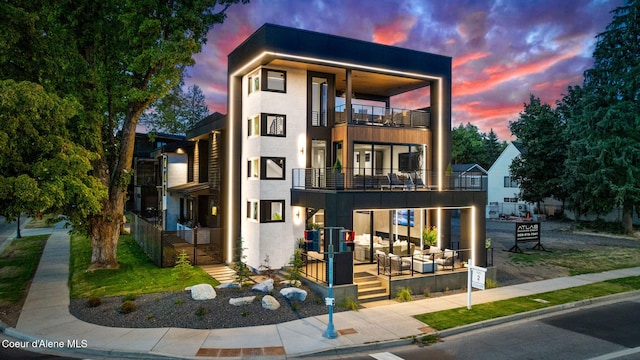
87;101;147;270
622;198;634;235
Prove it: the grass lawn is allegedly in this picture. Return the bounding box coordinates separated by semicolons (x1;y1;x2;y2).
415;276;640;331
69;233;219;299
509;248;640;275
0;235;49;303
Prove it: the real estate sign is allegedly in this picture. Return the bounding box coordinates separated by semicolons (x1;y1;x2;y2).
509;221;546;253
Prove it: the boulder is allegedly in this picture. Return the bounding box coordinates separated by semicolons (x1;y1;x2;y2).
229;296;256;306
280;287;307;301
216;282;240;289
279;280;301;287
190;284;216;300
252;278;274;293
261;295;280;310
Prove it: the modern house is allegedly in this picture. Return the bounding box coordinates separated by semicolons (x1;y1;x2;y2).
219;24;487;277
132;24;490;297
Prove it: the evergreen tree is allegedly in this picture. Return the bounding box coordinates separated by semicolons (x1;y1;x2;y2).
482;128;507;169
564;0;640;234
509;95;566;210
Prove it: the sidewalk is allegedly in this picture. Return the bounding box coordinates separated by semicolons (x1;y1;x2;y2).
4;226;640;359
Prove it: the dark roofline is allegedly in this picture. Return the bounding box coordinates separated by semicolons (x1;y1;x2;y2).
228;23;451;79
186;112;226;139
512;141;525;154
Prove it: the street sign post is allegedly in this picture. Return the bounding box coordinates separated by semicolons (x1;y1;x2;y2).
465;259;487;309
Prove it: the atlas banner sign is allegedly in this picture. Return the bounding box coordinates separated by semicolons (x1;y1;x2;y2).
509;221;546;253
516;222;540;242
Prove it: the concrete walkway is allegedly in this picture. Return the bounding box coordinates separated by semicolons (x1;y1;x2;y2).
4;226;640;359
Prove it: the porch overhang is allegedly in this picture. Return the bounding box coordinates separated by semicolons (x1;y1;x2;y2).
168;182;211;196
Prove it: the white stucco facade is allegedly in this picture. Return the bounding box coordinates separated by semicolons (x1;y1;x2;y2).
240;65;307;269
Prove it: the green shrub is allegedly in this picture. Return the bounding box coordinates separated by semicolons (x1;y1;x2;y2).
485;278;499;289
196;306;207;317
339;296;360;311
86;296;102;308
122;294;137;302
396;287;413;302
174;250;193;282
423;288;430;297
120;300;136;314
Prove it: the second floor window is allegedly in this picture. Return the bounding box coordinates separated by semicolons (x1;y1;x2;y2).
503;176;518;188
247;158;259;179
248;72;260;94
262;114;285;136
248;115;260;136
261;157;285;180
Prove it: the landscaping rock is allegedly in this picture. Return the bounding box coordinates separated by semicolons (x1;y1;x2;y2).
229;296;256;306
216;282;240;289
261;295;280;310
280;288;307;301
280;280;301;287
252;278;274;293
190;284;216;300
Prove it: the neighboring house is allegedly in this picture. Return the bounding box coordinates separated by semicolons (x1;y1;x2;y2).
218;24;487;275
131;133;186;217
486;142;533;218
450;164;487;191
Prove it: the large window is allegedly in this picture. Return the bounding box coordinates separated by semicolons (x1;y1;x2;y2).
261;157;285;180
262;114;286;137
263;69;286;92
260;200;285;222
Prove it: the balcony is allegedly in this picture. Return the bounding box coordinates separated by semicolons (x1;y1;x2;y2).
334;104;430;129
291;168;487;191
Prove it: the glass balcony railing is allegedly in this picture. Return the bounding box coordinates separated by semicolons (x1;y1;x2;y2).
291;168;487;191
335;104;430;129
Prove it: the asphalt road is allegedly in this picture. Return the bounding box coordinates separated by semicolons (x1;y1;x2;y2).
332;295;640;360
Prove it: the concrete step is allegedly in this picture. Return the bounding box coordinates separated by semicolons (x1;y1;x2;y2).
355;279;383;290
358;286;388;297
358;291;390;302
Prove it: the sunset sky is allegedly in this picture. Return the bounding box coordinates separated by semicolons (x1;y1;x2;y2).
184;0;622;140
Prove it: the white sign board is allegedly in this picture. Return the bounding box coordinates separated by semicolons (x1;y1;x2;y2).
471;268;486;290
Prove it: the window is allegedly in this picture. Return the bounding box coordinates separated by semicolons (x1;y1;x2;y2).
503;176;518;188
262;114;285;136
247;158;259;179
248;115;260;136
263;69;286;92
504;198;518;203
260;200;285;222
248;72;260;94
261;157;285;180
246;200;258;221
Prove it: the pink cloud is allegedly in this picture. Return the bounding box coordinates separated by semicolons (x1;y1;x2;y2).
372;15;417;45
452;51;491;69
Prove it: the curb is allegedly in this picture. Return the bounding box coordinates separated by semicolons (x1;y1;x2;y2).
292;289;640;358
436;289;640;338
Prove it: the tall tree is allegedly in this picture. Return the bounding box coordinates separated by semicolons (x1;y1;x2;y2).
482;128;507;169
0;80;105;224
509;95;566;210
141;82;210;134
451;123;485;164
564;0;640;234
0;0;248;269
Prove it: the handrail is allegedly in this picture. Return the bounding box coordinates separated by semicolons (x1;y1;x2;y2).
335;104;429;129
291;167;488;191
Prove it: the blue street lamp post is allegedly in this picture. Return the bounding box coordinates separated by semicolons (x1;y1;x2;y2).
322;227;343;339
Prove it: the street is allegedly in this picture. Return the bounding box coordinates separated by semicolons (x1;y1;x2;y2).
330;295;640;360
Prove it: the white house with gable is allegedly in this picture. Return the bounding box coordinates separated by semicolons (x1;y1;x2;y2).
486;142;533;218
